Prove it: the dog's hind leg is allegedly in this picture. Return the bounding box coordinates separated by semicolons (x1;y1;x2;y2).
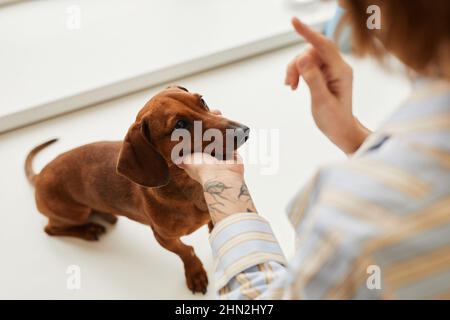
45;222;106;241
153;231;208;294
38;196;106;241
91;210;118;225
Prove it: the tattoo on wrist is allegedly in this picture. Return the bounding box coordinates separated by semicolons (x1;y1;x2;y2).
203;180;232;214
238;183;255;212
202;179;256;216
238;183;249;199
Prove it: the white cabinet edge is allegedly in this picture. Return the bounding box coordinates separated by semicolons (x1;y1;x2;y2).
0;23;326;133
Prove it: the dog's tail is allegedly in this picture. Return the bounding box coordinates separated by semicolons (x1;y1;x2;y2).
25;138;58;186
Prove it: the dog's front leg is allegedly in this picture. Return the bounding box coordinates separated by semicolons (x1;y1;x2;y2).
153;232;208;294
208;221;214;233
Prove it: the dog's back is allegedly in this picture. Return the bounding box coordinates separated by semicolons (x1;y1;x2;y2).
27;141;143;225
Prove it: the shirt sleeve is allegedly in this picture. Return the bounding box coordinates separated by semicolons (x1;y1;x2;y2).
209;213;288;299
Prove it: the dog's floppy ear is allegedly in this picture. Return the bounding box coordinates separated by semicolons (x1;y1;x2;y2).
117;120;169;188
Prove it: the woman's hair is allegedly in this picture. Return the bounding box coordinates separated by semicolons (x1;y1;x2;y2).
340;0;450;78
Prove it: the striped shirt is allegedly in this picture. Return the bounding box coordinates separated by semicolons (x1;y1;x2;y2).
209;78;450;299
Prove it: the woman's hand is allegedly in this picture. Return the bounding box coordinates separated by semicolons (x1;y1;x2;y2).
285;17;370;155
178;153;257;224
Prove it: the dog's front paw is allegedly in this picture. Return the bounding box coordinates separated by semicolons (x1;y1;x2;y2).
185;260;208;294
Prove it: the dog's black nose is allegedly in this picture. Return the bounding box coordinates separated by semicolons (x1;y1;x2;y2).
226;124;250;150
241;125;250;142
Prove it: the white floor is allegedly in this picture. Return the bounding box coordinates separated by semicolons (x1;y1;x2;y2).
0;44;411;299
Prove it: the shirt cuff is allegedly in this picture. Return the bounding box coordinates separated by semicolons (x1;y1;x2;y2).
209;213;287;290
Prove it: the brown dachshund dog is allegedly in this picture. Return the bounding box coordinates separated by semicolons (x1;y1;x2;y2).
24;86;249;294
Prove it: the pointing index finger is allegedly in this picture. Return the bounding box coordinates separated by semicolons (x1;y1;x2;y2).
291;17;337;62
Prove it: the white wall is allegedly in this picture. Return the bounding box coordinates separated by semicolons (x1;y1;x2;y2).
0;0;336;132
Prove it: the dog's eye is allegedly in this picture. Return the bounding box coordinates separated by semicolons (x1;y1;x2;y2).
200;97;209;110
174;119;188;130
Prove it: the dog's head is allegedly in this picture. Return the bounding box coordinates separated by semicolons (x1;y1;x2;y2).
116;86;249;188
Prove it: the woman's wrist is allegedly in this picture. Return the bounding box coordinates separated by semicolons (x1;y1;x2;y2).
335;117;371;155
176;153;256;224
198;169;243;185
200;173;257;224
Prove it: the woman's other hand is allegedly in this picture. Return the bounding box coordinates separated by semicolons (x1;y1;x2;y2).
285;17;370;155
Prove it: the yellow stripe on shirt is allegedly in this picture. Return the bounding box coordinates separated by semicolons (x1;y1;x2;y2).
342;158;430;198
433;290;450;300
412;143;450;169
236;272;261;299
215;252;286;290
383;244;450;290
291;230;343;296
215;232;278;261
319;186;400;229
365;196;450;253
288;173;319;229
382;113;450;136
210;213;266;244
